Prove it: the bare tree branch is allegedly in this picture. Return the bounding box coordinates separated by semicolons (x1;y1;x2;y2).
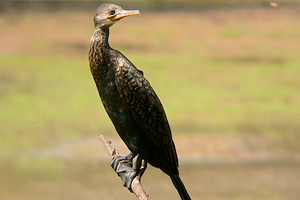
99;135;150;200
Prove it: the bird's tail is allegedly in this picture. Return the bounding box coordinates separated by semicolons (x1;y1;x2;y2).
170;174;192;200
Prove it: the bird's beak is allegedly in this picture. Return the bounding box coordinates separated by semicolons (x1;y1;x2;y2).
108;9;140;21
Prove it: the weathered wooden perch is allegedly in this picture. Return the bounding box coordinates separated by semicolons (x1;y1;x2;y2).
99;135;150;200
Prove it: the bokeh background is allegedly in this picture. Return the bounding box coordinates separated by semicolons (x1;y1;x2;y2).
1;0;299;199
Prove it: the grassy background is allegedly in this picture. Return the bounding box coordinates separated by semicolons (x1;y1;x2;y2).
1;3;300;200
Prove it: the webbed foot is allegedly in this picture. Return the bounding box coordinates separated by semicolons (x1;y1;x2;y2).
111;152;139;190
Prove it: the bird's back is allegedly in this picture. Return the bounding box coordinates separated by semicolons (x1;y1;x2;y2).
91;45;179;175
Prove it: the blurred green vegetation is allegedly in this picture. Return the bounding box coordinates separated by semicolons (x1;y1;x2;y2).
0;0;299;13
0;3;300;200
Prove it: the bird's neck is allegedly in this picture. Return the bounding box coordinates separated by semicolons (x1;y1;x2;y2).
90;27;111;50
89;27;111;74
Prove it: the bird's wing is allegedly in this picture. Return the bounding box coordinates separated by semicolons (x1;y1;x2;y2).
115;61;178;169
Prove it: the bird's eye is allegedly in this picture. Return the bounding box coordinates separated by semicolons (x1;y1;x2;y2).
110;10;115;15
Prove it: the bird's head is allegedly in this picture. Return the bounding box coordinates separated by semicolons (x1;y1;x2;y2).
94;3;139;29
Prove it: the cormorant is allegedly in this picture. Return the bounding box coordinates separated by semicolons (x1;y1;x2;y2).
89;3;191;200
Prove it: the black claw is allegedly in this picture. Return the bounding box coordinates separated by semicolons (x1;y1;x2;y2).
116;169;127;173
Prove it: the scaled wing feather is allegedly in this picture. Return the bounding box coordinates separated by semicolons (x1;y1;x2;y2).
115;61;178;169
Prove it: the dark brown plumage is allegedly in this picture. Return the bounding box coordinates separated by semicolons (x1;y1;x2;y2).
89;3;191;200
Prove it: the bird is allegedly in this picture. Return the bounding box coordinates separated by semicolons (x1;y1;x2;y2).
89;3;191;200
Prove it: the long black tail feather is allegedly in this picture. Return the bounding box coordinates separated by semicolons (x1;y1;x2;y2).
170;174;192;200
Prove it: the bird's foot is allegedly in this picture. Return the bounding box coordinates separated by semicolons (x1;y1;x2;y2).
111;152;138;190
111;152;135;171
